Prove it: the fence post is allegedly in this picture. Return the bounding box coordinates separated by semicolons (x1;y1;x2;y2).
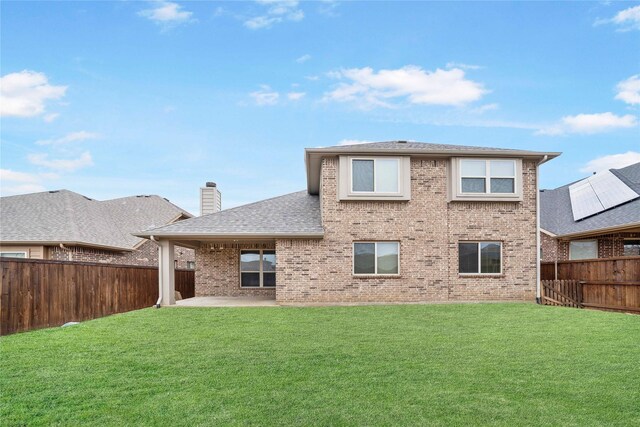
577;281;584;309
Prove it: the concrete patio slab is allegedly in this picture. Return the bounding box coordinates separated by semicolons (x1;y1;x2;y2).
172;296;278;307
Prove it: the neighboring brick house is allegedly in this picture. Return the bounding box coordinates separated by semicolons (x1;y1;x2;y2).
0;190;196;268
137;141;559;305
540;162;640;262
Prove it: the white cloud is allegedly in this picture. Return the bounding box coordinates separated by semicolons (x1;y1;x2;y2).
28;151;93;172
338;139;372;146
0;183;47;195
43;113;60;123
317;0;340;17
536;112;638;135
471;103;499;114
305;75;320;81
0;169;60;195
446;62;484;70
580;151;640;174
323;66;488;109
296;54;312;63
287;91;305;101
249;85;280;105
138;1;193;27
0;169;41;183
615;74;640;105
0;70;67;117
596;5;640;31
244;0;304;29
36;131;100;146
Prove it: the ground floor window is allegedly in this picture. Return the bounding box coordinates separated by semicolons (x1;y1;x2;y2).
240;250;276;287
623;239;640;257
353;242;399;275
569;240;597;260
186;261;195;270
0;252;26;258
459;242;502;274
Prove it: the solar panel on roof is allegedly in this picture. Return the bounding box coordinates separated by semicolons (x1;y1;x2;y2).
569;170;640;221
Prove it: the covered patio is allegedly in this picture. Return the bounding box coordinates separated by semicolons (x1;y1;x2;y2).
134;191;324;306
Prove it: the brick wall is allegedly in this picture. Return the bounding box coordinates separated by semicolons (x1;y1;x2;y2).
194;243;276;297
541;232;558;262
48;240;195;268
275;157;538;303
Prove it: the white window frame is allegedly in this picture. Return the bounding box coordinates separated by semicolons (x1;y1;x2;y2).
450;158;522;202
568;240;598;260
240;249;276;288
458;241;503;275
0;251;27;258
352;241;400;276
339;156;411;201
350;157;401;195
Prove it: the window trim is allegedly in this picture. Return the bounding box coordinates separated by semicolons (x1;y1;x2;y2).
568;239;598;261
339;155;411;201
458;241;503;275
352;241;400;276
450;158;522;202
0;251;27;258
239;249;276;288
350;157;401;195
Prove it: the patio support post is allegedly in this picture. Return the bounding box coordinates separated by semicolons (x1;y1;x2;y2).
159;240;176;306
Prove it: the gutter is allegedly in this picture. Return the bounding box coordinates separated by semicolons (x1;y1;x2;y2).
553;221;640;240
536;155;548;304
133;232;325;239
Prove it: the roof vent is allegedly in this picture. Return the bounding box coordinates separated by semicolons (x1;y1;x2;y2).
49;190;59;193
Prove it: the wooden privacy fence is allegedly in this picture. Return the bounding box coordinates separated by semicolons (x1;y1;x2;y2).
540;256;640;313
0;258;195;335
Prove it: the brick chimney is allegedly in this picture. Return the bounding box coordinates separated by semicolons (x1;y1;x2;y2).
200;182;221;216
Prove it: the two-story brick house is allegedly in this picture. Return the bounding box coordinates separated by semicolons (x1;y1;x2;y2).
137;141;559;305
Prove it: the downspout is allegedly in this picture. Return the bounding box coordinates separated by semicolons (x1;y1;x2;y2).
149;236;162;308
535;155;548;304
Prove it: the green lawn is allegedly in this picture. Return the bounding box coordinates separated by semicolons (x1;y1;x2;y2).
1;304;639;426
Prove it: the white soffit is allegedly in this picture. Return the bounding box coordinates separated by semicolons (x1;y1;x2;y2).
569;170;639;221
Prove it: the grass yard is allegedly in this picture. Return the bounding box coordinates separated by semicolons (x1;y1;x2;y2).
1;303;639;426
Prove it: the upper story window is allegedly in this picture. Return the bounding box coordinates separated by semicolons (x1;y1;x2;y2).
339;156;411;201
450;158;522;202
352;158;399;193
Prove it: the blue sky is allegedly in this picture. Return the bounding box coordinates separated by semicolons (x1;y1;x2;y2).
1;1;639;214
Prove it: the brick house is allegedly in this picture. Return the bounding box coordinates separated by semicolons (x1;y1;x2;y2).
0;190;196;268
137;141;559;305
540;162;640;262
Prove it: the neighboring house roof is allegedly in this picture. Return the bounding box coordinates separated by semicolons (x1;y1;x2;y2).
305;140;561;194
135;190;323;239
0;190;192;251
540;162;640;238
